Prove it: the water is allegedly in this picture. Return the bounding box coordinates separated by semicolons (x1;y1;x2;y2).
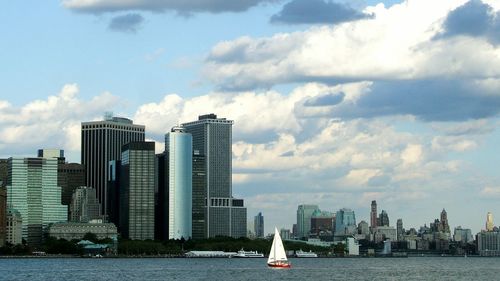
1;257;500;280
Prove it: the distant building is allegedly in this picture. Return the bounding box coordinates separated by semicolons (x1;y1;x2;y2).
374;226;397;242
192;151;206;240
358;220;369;236
477;231;500;256
0;159;7;186
166;127;193;240
280;228;291;240
6;208;22;245
486;212;494;232
69;187;102;222
119;142;155;240
346;237;359;256
440;209;450;233
254;212;264;238
378;210;389;227
58;163;86;208
296;204;319;239
6;157;67;246
48;220;118;241
0;187;6;247
453;226;473;243
370;200;377;230
37;149;65;163
335;208;356;236
182;114;246;238
397;219;404;241
107;160;121;231
310;210;334;237
81;115;145;217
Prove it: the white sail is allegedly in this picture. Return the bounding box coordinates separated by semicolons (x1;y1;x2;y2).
267;227;288;264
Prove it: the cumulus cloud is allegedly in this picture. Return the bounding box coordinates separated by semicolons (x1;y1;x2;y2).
270;0;373;25
438;0;500;44
0;84;120;159
62;0;279;14
108;13;144;33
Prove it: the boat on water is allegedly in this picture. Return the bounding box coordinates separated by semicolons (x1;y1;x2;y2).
295;249;318;258
233;249;264;258
267;227;291;268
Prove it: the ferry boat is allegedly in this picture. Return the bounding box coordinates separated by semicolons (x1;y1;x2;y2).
295;249;318;258
267;227;291;268
233;249;264;258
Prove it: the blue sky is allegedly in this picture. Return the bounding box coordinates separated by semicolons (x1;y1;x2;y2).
2;0;500;235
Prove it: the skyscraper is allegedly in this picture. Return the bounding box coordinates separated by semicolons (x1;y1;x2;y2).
370;200;377;230
191;151;206;240
69;186;101;222
335;208;357;236
296;204;319;239
81;115;145;216
378;210;390;227
486;212;494;232
6;157;67;246
166;126;193;240
0;186;6;247
396;218;404;241
119;142;155;240
254;212;264;238
440;209;450;233
182;114;246;238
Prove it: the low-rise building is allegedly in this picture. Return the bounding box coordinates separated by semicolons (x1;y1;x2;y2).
477;231;500;256
346;237;359;256
48;220;117;241
374;226;397;242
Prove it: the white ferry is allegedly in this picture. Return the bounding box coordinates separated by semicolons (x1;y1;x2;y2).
233;249;264;258
295;249;318;258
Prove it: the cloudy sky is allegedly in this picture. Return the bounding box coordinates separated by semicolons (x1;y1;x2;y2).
2;0;500;235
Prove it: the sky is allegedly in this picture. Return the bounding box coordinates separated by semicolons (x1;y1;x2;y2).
2;0;500;235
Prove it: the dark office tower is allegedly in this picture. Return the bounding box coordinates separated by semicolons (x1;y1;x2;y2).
254;212;264;238
182;114;247;238
58;163;85;207
370;200;377;230
378;210;390;227
155;152;168;241
119;142;155;240
107;160;121;228
0;159;8;186
0;186;6;247
397;218;404;241
192;151;206;240
81;115;145;216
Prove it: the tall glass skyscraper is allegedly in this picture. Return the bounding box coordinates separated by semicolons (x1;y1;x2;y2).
166;126;193;240
6;157;67;246
335;208;357;236
254;212;264;238
81;115;145;216
182;114;246;238
119;142;155;240
296;204;319;239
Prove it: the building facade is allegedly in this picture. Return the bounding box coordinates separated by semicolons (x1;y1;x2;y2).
335;208;357;236
6;157;67;246
6;208;22;245
454;226;473;244
166;127;193;240
0;187;6;247
296;204;319;239
48;221;118;241
182;114;246;238
254;212;264;238
310;210;334;236
397;218;404;241
477;231;500;256
119;142;155;240
58;163;86;207
192;152;206;240
486;212;494;232
70;186;102;222
81;115;145;217
378;210;390;227
370;200;377;230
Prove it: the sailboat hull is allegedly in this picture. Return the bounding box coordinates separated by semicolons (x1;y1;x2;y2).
267;262;291;268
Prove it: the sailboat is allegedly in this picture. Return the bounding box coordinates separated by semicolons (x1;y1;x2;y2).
267;227;291;268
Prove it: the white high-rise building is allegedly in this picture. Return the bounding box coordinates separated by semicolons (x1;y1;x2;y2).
166;126;193;240
486;212;494;232
6;156;67;246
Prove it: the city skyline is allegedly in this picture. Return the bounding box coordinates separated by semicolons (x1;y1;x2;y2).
2;0;500;235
